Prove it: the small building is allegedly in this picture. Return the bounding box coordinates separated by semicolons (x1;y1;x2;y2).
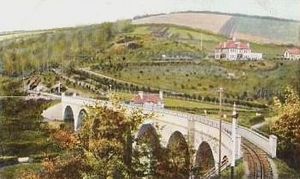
130;91;164;109
283;48;300;60
214;38;263;60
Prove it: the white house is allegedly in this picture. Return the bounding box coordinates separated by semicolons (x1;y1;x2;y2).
130;91;164;109
283;48;300;60
215;38;263;60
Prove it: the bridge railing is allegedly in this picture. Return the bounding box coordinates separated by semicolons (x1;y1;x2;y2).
27;90;61;99
138;107;276;158
222;122;277;158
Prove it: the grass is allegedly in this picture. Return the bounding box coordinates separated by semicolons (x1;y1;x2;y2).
221;159;245;178
134;12;300;45
48;120;65;129
0;163;41;179
274;159;300;179
0;77;24;96
94;60;299;103
233;15;300;45
115;91;261;126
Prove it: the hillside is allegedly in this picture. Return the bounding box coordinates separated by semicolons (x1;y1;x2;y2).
133;12;300;45
0;21;299;103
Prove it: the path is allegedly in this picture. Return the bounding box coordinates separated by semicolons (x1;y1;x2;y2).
251;121;266;130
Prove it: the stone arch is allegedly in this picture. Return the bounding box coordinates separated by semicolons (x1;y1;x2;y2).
76;108;87;130
134;123;161;177
194;141;216;177
63;105;75;130
167;131;190;178
136;123;160;148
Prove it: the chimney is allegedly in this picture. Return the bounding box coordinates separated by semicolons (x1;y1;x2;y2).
138;91;143;99
237;42;240;49
159;90;163;100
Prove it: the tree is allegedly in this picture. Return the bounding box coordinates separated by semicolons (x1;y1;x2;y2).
271;87;300;170
37;96;152;178
28;95;195;178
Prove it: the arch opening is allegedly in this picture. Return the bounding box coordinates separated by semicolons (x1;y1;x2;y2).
167;131;190;178
134;124;161;177
194;141;215;177
63;106;74;130
77;109;87;130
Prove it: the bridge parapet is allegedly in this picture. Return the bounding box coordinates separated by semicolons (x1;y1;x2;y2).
134;107;276;158
223;123;277;158
61;93;98;106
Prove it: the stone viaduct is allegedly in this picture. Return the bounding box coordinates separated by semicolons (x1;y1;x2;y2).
39;91;277;176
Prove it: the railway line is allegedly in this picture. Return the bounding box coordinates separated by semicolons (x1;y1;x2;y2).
242;139;273;179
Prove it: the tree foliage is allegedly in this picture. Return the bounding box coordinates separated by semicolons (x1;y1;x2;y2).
0;21;133;76
32;96;196;178
35;97;155;178
271;87;300;170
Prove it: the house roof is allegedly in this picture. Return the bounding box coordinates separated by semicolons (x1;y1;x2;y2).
286;48;300;55
216;40;250;50
132;94;162;104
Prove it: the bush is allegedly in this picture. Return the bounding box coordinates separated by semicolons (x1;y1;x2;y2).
0;156;18;167
30;152;60;162
0;141;55;157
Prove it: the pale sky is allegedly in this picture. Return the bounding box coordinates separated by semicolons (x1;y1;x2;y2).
0;0;299;32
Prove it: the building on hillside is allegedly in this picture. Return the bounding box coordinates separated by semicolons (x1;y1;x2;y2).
283;48;300;60
130;91;164;109
214;38;263;60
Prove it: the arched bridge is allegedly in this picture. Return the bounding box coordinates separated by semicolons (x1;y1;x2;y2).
40;92;277;176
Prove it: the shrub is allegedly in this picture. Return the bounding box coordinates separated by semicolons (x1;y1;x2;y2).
0;156;18;167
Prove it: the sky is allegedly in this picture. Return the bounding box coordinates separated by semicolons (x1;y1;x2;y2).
0;0;299;32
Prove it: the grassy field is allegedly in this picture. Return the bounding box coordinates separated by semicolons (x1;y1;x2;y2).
115;91;263;127
0;30;50;42
0;163;41;179
133;12;232;34
130;24;288;59
133;12;300;45
232;15;300;45
94;60;299;103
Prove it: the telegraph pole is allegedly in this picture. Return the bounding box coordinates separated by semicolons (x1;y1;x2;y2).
200;33;203;51
22;65;26;92
231;102;238;179
218;87;224;177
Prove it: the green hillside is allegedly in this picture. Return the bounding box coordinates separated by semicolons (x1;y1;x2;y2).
134;12;300;45
92;60;299;102
228;16;300;45
0;21;299;104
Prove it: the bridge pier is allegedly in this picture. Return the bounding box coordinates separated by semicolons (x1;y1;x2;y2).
236;134;242;159
188;117;195;149
269;135;277;158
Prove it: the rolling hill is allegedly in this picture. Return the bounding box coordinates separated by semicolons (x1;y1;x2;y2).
0;20;299;104
133;12;300;45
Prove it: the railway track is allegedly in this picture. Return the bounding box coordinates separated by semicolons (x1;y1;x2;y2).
242;139;273;179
